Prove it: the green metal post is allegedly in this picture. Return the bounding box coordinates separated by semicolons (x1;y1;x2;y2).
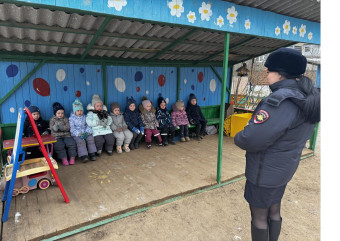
216;33;230;184
0;60;46;106
102;64;108;106
177;66;181;101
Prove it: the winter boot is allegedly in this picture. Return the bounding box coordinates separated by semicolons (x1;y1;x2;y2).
146;142;152;149
129;143;135;150
196;135;202;141
69;157;76;165
162;134;168;146
116;146;123;154
185;136;190;141
251;223;268;241
180;137;186;142
89;153;96;161
123;144;131;152
80;156;89;163
107;150;113;156
62;157;69;166
157;142;163;147
134;142;140;149
268;218;282;241
97;149;102;156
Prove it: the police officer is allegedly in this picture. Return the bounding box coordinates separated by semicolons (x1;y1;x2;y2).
234;48;320;241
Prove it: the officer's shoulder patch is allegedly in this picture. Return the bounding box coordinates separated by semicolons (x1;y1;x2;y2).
254;110;269;124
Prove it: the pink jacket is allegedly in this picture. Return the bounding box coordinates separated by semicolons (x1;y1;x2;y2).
171;104;189;126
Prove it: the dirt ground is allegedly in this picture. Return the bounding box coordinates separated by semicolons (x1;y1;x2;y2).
64;139;320;241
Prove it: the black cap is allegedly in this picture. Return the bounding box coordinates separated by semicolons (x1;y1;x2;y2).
265;48;307;77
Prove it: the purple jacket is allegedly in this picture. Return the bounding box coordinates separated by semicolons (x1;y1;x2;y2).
171;104;189;126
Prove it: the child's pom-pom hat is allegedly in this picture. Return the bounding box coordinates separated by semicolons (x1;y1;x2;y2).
91;94;103;106
110;102;120;112
72;99;84;114
189;93;197;102
126;96;136;106
28;105;40;114
157;96;166;107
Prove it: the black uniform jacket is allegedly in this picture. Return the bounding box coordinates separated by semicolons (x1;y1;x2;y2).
234;79;315;188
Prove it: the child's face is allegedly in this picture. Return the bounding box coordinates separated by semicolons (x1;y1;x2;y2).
75;110;83;116
32;112;40;120
113;108;120;115
129;103;135;111
145;104;151;111
160;102;166;110
94;102;103;111
190;99;197;105
179;106;184;111
56;110;64;119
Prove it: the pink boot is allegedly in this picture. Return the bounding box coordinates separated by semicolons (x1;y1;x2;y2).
62;157;69;166
69;157;75;165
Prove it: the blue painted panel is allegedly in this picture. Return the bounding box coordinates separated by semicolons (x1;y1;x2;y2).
180;67;229;107
14;0;320;44
1;61;229;124
315;65;320;88
106;66;177;112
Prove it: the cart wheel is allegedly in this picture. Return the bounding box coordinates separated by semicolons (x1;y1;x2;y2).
12;188;19;196
38;179;50;190
20;186;30;194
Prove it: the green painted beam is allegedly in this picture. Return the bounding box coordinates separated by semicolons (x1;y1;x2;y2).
0;51;223;67
216;32;230;184
147;29;197;62
210;65;231;95
0;60;46;105
194;36;257;65
81;17;112;60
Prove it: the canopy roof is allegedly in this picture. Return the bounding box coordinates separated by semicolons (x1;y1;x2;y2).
0;1;319;66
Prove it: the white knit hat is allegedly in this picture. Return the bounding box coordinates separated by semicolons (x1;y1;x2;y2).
91;94;103;106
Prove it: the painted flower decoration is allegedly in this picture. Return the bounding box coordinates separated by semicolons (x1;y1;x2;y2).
108;0;127;11
283;20;291;35
199;2;213;21
168;0;184;18
187;11;196;23
275;26;281;36
308;32;313;40
299;24;306;37
292;26;297;35
227;6;238;25
244;19;251;30
216;16;224;27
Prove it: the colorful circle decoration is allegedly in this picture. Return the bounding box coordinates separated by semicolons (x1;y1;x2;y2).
198;72;204;83
80;67;85;73
136;86;140;92
97;69;100;72
150;70;154;74
166;98;169;104
10;107;15;113
33;78;50;96
64;86;68;91
184;78;187;84
191;85;195;90
192;69;194;72
146;90;149;95
56;69;66;82
114;77;126;93
204;97;206;101
135;71;143;82
209;79;216;92
24;100;31;107
158;93;162;97
158;74;166;87
86;81;90;86
76;91;81;97
6;64;19;78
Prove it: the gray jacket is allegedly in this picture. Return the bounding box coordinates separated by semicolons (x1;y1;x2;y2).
49;115;71;139
109;112;128;131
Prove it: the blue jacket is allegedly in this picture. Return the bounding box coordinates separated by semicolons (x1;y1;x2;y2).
234;79;315;188
123;108;144;131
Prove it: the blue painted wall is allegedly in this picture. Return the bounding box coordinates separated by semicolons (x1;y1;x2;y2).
14;0;320;44
0;62;227;124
